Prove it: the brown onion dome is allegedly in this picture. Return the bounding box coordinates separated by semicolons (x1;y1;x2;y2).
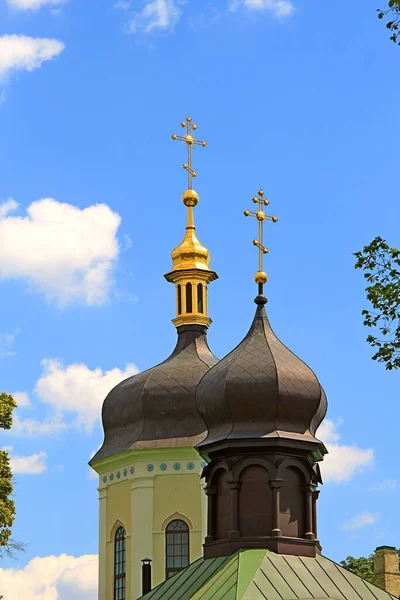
196;296;327;449
91;325;217;463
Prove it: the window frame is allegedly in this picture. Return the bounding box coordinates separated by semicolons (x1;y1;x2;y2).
165;519;190;579
114;526;126;600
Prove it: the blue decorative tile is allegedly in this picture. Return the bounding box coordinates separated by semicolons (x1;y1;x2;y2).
117;471;121;479
173;462;181;471
103;476;107;483
123;469;127;477
147;464;154;472
130;466;135;474
110;473;114;481
187;462;195;470
160;463;167;471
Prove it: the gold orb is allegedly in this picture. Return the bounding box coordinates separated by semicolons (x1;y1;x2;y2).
244;210;250;216
202;141;207;147
181;122;186;127
186;135;193;145
272;216;278;223
256;210;265;221
192;124;197;130
252;197;258;203
192;171;197;177
182;189;199;207
258;189;264;196
183;163;188;169
255;271;268;284
263;199;270;206
172;134;177;140
186;116;192;122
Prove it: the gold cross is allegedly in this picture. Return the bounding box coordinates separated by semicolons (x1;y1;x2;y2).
172;116;207;190
244;189;278;287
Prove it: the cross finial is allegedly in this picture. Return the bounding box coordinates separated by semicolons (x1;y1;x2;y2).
172;117;207;191
244;188;278;297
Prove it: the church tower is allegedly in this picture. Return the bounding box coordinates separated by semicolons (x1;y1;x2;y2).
89;117;218;600
196;189;328;559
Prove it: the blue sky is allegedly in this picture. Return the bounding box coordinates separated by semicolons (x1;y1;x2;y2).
0;0;399;597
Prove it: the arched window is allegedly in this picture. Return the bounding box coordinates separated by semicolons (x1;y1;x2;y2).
177;284;182;315
165;519;189;579
114;526;126;600
197;283;203;314
186;283;193;313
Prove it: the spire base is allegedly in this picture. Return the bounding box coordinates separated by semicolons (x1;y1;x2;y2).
172;315;212;329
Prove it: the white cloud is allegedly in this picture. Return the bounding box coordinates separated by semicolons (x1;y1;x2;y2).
7;0;65;9
0;553;97;600
317;419;374;483
0;35;64;82
0;198;121;306
342;512;379;531
0;328;19;357
229;0;294;17
114;0;130;8
34;359;138;433
0;198;18;219
11;412;68;437
370;479;397;492
128;0;181;34
7;448;47;474
12;391;31;408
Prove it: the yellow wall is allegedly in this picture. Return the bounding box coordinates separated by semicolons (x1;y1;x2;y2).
94;448;207;600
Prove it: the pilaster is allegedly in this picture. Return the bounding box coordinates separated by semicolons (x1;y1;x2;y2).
131;477;155;600
98;486;108;600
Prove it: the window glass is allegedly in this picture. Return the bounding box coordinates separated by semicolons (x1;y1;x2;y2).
177;284;182;314
186;283;192;313
114;527;126;600
197;283;203;313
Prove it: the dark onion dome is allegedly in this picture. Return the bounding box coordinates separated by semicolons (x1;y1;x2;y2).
196;297;327;448
91;325;217;463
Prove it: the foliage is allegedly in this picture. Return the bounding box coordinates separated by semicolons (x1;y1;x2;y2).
340;554;375;582
378;0;400;44
0;392;26;561
354;236;400;370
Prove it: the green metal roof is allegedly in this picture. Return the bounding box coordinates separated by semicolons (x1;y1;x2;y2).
140;550;398;600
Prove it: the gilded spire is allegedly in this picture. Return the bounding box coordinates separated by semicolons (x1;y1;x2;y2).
165;117;217;329
244;189;278;297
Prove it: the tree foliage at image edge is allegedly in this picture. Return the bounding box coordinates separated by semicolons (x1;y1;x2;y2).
378;0;400;44
354;236;400;370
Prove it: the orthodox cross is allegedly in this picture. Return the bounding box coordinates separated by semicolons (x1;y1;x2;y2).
172;117;207;190
244;189;278;289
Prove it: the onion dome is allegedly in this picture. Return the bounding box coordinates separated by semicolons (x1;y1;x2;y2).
91;325;217;461
196;296;327;448
196;188;327;451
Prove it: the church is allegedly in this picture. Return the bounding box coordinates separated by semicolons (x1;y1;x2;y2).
89;118;399;600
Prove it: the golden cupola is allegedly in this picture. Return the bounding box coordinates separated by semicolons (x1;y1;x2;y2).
165;117;217;328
